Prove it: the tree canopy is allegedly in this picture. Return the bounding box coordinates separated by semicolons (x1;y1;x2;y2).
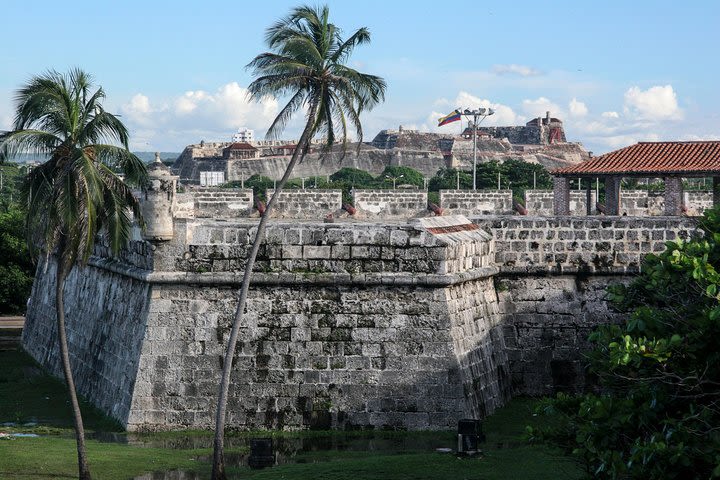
532;207;720;479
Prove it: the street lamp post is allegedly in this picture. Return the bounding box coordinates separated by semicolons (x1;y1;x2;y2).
459;108;495;190
385;174;404;189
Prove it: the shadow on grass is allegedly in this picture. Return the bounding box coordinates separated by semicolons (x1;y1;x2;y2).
0;348;123;432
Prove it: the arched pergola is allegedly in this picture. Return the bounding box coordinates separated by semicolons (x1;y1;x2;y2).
551;141;720;215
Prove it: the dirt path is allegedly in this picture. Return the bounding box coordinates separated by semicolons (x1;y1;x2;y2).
0;316;24;350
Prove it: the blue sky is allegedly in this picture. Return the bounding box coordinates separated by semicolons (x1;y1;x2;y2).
1;0;718;154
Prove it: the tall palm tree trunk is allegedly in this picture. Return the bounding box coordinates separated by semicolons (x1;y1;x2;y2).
212;112;317;480
55;242;92;480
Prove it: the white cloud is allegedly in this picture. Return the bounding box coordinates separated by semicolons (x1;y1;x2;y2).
425;92;522;132
454;91;521;126
120;82;279;150
594;133;660;149
491;64;542;77
521;97;563;119
568;98;588;117
623;85;682;120
601;111;620;118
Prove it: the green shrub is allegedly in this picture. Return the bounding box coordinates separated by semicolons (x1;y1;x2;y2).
531;207;720;479
0;207;34;314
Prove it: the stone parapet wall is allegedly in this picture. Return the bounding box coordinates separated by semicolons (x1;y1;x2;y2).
439;190;513;215
685;191;713;216
172;188;254;219
620;190;661;216
477;216;698;274
173;192;196;218
266;189;342;219
170;187;713;220
524;190;596;216
173;218;493;277
620;190;712;216
523;190;553;215
352;190;427;218
193;188;254;218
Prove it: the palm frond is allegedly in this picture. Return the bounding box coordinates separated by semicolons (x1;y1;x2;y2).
247;5;386;150
5;68;143;266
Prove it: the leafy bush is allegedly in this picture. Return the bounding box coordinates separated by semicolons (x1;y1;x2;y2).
377;166;424;189
428;160;551;198
530;207;720;479
330;167;375;186
0;206;34;314
428;168;473;191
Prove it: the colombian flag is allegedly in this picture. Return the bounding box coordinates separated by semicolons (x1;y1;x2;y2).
438;109;461;127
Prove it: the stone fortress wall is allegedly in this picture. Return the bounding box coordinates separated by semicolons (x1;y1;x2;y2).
439;190;513;215
173;186;714;220
525;190;597;216
265;189;343;219
22;206;702;431
173;115;589;183
352;190;428;218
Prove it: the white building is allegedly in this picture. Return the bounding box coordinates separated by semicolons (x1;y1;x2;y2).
232;127;254;143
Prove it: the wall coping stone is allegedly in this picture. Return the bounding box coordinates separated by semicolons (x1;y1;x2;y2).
87;256;498;287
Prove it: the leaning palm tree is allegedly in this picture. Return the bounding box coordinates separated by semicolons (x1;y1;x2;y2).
0;69;147;480
211;5;386;478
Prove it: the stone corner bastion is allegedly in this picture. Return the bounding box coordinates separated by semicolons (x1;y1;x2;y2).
22;214;700;431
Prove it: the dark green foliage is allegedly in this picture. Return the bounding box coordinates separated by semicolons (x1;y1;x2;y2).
428;168;473;191
285;176;332;189
0;163;26;208
330;167;375;186
475;159;552;197
377;166;425;189
531;207;720;479
428;160;551;198
224;174;275;202
0;207;33;314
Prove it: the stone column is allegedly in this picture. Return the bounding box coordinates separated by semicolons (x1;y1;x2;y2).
714;177;720;207
553;176;570;215
664;176;684;215
585;183;593;215
604;176;621;215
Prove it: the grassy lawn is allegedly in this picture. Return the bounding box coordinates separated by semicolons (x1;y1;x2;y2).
0;349;582;479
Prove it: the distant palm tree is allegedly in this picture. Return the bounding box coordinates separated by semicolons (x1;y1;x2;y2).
211;5;386;478
0;69;147;480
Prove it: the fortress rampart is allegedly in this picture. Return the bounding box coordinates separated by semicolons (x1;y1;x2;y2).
22;212;700;431
173;187;715;220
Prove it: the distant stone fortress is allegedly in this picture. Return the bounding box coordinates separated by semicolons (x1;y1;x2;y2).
172;113;589;185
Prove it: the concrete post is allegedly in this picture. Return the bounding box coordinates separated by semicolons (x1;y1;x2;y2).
714;177;720;207
553;176;570;215
603;176;621;215
141;153;179;241
664;176;684;215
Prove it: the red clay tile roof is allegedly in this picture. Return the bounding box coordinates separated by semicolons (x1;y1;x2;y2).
552;141;720;176
225;142;257;150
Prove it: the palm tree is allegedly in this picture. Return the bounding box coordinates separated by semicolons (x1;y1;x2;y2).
211;5;386;478
0;69;147;480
